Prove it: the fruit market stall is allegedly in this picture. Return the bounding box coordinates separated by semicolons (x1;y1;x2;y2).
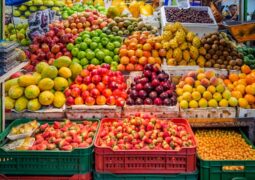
1;0;255;179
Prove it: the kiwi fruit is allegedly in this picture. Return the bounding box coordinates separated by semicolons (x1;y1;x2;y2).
204;44;211;50
229;60;236;66
205;54;211;59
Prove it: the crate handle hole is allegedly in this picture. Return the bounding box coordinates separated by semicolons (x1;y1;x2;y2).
222;166;245;171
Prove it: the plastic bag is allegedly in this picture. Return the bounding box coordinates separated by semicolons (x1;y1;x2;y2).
5;0;29;6
2;137;35;151
7;120;39;140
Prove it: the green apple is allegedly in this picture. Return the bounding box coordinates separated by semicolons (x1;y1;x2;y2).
24;11;31;17
21;39;30;46
52;7;60;11
13;10;21;17
39;6;47;10
18;5;27;11
33;0;43;5
24;0;33;5
43;0;54;6
16;24;23;30
29;6;38;11
9;34;17;41
7;23;14;31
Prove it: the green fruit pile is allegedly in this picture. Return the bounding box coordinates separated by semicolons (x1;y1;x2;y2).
67;29;122;70
102;17;158;36
13;0;64;18
5;23;30;46
237;46;255;69
61;4;107;20
4;56;82;112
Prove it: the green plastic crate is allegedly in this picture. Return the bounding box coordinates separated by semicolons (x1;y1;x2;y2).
0;118;99;175
93;171;198;180
198;130;255;180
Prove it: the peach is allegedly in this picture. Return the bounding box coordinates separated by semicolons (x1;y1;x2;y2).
184;77;195;86
197;73;206;81
201;78;210;88
210;77;219;86
187;71;197;79
205;71;215;79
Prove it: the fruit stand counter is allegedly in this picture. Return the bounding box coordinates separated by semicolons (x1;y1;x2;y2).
188;117;255;143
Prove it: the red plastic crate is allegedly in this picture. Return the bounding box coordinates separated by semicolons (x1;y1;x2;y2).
2;173;92;180
94;118;197;174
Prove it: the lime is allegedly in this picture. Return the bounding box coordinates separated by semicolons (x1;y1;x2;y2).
101;37;109;46
97;43;103;49
114;48;119;54
90;42;98;50
82;34;90;40
94;48;101;53
72;57;80;64
100;33;107;38
80;42;88;51
80;58;89;66
113;41;121;48
74;44;80;49
109;51;114;57
90;31;98;37
77;51;86;59
106;42;115;51
86;51;95;60
96;29;102;35
67;43;74;51
113;55;119;62
108;35;115;41
71;48;79;57
114;36;122;42
102;49;110;56
75;37;82;44
91;58;100;65
92;37;100;43
96;51;105;60
84;38;92;45
104;56;113;64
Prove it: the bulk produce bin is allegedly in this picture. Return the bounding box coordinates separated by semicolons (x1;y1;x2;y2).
95;118;197;174
198;130;255;180
160;6;218;37
0;118;99;175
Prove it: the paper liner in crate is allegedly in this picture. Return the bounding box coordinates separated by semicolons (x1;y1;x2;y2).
161;65;200;77
2;137;35;151
180;107;236;118
123;104;180;118
238;107;255;118
66;105;122;119
229;69;241;75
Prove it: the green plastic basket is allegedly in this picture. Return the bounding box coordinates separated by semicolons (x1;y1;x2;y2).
0;118;99;175
198;130;255;180
93;171;198;180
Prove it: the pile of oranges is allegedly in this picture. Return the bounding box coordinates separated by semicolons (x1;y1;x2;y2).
117;31;166;71
224;65;255;109
195;129;255;161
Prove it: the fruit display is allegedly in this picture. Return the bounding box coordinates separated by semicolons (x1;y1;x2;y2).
102;17;157;36
61;4;107;19
4;56;82;112
13;0;64;18
200;32;243;70
29;120;98;150
224;65;255;109
196;129;255;161
64;64;127;106
161;22;203;66
4;23;30;46
28;20;77;67
97;115;194;150
129;1;154;17
126;64;177;106
118;31;164;71
237;46;255;69
164;7;214;23
67;29;122;69
176;68;238;109
62;10;111;34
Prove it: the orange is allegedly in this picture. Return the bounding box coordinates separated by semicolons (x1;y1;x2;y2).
231;91;243;99
117;64;125;71
238;98;248;108
245;85;255;95
152;50;159;57
127;50;135;57
224;79;232;86
119;49;128;56
246;74;255;85
235;84;246;95
143;51;151;58
120;56;129;65
244;94;255;105
128;42;137;50
126;63;135;71
237;79;247;86
241;65;251;74
239;73;246;79
143;43;152;51
227;84;234;91
155;57;162;64
148;57;156;64
229;74;239;83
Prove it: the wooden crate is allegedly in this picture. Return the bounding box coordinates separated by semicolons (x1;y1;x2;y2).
66;105;122;119
180;107;236;118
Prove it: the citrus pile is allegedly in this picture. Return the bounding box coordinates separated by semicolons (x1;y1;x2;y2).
224;65;255;109
195;129;255;161
118;31;165;71
67;29;122;70
176;68;238;109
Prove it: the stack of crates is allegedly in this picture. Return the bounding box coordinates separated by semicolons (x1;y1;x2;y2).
93;118;198;180
0;41;19;75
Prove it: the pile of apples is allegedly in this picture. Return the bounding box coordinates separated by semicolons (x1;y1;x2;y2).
117;31;166;71
28;20;77;67
126;64;177;106
63;10;112;34
30;119;98;151
65;64;127;106
97;115;194;150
